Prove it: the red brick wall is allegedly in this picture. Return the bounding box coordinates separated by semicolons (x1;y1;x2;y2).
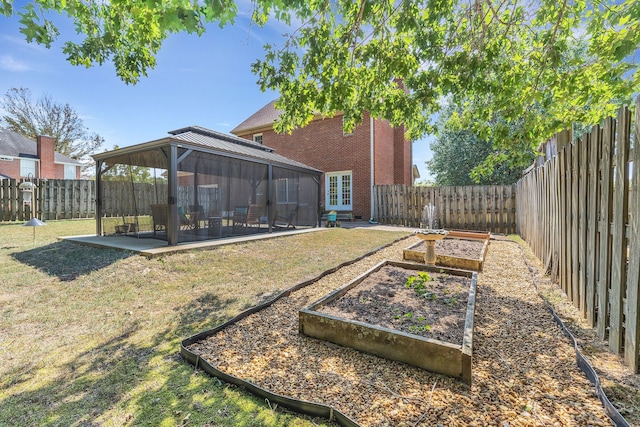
373;119;395;185
37;136;56;179
53;164;80;179
0;158;21;178
236;113;412;219
394;126;412;185
238;113;373;219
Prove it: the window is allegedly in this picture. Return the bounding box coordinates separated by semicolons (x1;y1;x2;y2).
325;171;352;210
64;164;76;179
20;159;36;177
253;133;263;144
276;178;298;203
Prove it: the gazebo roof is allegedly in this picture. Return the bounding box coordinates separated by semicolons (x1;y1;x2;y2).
93;126;322;174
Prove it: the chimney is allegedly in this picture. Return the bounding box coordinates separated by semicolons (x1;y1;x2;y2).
37;135;56;179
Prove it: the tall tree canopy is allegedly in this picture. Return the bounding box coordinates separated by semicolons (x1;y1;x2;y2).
427;104;535;185
0;87;104;161
2;0;637;165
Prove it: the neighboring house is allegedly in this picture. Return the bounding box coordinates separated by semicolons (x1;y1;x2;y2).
412;165;421;186
0;128;81;180
231;100;413;220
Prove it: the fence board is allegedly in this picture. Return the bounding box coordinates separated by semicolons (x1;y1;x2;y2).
625;99;640;370
570;140;580;308
545;161;555;271
560;149;568;294
609;106;631;353
597;117;615;340
507;184;514;235
551;152;560;281
586;127;601;326
579;135;588;317
456;186;463;229
481;186;488;231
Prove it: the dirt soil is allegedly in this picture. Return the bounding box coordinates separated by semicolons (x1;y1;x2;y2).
411;237;486;259
318;265;469;343
188;236;633;426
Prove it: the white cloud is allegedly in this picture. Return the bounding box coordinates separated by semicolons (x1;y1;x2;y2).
0;55;31;72
1;34;46;52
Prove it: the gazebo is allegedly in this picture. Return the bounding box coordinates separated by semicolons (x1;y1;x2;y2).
93;126;322;245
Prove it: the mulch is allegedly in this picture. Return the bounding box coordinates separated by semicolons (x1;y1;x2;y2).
188;236;617;426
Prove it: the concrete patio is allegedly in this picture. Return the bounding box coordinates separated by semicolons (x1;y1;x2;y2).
62;221;411;257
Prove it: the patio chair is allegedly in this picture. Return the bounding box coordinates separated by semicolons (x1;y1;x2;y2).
150;204;168;235
189;204;206;229
232;204;262;234
271;205;298;229
245;204;262;231
178;206;197;230
232;206;248;233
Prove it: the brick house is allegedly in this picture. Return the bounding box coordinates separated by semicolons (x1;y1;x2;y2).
0;128;81;180
231;100;413;220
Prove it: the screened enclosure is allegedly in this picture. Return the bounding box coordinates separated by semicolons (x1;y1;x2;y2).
93;126;321;245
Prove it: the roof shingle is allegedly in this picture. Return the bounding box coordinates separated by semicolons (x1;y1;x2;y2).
230;100;280;135
0;128;80;164
169;126;321;173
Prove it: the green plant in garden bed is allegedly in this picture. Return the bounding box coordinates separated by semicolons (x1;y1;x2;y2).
392;308;432;333
406;271;434;298
0;219;409;426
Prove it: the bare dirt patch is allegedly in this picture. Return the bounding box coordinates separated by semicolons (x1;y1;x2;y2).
317;265;469;343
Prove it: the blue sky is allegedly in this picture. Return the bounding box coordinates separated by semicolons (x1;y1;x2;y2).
0;5;433;180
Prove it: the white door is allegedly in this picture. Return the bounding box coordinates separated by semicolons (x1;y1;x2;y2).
325;171;352;211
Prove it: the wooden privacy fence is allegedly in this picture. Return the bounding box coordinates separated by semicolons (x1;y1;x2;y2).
99;181;169;218
373;184;517;234
1;179;95;221
0;179;169;221
517;99;640;372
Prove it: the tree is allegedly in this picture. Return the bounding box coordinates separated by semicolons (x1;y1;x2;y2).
0;87;104;162
427;106;534;186
2;0;638;170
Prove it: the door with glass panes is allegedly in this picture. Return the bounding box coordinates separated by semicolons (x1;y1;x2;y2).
325;171;352;211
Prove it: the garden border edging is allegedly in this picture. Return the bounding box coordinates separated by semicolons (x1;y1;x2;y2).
180;234;412;427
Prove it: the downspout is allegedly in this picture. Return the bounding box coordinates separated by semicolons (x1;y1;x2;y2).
370;115;375;221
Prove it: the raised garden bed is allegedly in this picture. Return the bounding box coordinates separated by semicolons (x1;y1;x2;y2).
403;230;490;271
299;260;478;385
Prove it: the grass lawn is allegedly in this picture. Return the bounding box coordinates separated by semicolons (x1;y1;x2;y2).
0;219;409;426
